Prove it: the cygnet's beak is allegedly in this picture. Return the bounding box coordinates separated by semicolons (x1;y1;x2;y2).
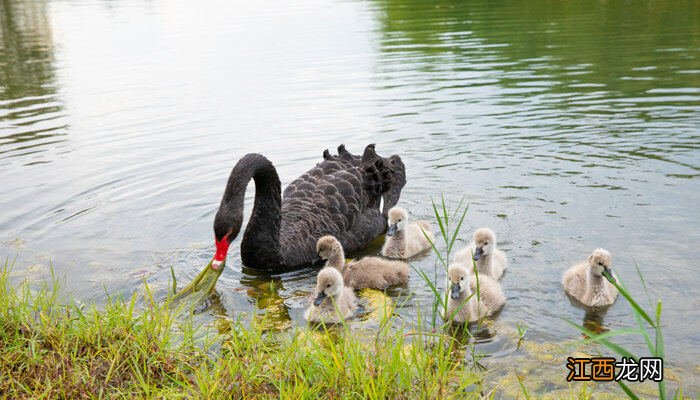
387;223;398;237
450;282;461;300
314;291;327;306
602;266;616;284
473;247;483;261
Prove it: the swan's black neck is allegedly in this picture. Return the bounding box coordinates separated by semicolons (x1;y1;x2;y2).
214;153;283;269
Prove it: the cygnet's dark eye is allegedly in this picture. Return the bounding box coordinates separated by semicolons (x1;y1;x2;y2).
326;284;331;288
598;262;603;266
460;277;464;281
484;242;489;245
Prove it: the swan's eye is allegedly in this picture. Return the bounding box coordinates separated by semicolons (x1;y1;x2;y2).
460;277;464;281
326;284;331;288
484;242;488;245
598;262;603;266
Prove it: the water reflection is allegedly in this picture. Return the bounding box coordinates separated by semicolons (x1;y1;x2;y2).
0;0;67;164
371;0;700;172
581;308;611;335
445;320;498;347
564;293;614;334
240;271;293;331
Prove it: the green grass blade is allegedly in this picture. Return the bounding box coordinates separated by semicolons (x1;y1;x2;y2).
655;300;666;400
447;204;469;256
633;311;654;355
170;265;177;294
563;319;638;360
612;277;655;328
450;195;466;222
411;265;444;310
516;373;531;400
617;380;641;400
633;261;653;307
441;193;448;228
431;198;447;245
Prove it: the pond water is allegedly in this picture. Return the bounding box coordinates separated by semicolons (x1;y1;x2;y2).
1;0;698;396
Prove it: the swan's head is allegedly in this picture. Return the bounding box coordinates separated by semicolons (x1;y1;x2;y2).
472;228;496;261
447;264;470;300
386;207;408;236
212;211;243;270
314;267;344;306
588;248;615;284
316;235;343;261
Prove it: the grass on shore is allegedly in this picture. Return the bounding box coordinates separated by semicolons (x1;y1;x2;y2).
0;259;483;399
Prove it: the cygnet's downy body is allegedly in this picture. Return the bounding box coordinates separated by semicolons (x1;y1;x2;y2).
443;264;505;323
563;248;618;307
381;207;434;259
316;235;409;290
453;228;507;280
304;267;357;324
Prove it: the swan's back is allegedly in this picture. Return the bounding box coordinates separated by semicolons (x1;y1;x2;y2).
278;145;406;267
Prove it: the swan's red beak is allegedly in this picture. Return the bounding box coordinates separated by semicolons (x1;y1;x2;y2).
212;235;230;270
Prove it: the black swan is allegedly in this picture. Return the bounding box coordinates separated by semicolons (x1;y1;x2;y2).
211;144;406;271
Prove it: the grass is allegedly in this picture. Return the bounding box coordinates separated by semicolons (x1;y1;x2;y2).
0;258;485;399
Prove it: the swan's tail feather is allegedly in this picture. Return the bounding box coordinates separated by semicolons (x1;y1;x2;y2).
381;155;406;216
361;144;377;163
359;144;405;215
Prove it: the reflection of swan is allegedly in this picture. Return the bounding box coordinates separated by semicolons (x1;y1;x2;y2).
562;248;618;307
453;228;507;280
443;264;505;323
316;235;409;290
381;206;434;258
211;145;406;271
582;308;611;334
304;267;357;324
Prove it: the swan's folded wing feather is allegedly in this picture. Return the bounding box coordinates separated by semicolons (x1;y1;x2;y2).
277;145;406;268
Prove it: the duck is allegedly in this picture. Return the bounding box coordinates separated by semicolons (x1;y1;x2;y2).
562;248;618;307
453;228;507;280
316;235;409;290
304;267;358;324
381;206;435;258
210;144;406;271
443;263;505;323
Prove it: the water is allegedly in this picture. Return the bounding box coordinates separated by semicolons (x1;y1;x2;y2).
1;0;698;395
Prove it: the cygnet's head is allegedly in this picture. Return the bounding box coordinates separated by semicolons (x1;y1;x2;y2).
472;228;497;261
386;207;408;237
447;264;470;300
587;248;615;283
316;235;342;261
314;267;344;306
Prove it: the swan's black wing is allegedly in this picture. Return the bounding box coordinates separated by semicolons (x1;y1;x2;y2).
279;144;406;268
320;144;405;215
